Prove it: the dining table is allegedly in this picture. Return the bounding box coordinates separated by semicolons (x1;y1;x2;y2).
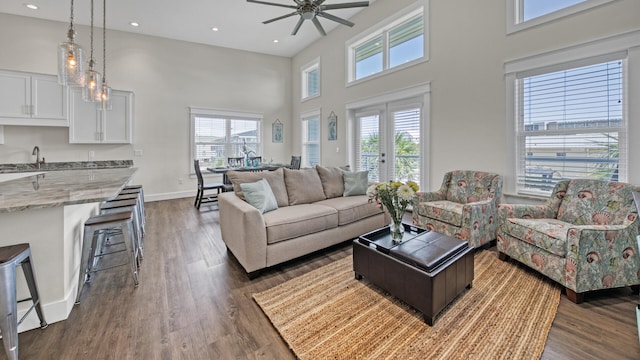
207;163;291;185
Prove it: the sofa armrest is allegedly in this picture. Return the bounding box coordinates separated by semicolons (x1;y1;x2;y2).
218;192;268;273
565;216;640;292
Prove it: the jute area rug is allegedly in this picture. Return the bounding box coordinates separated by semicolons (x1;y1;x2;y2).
253;250;561;360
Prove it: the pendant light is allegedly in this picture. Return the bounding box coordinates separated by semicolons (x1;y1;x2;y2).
83;0;102;102
57;0;84;86
99;0;112;110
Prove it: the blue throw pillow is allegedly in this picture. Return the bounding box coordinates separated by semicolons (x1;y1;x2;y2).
343;170;368;196
240;179;278;213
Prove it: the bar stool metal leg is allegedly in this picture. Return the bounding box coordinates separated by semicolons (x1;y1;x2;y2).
0;244;47;360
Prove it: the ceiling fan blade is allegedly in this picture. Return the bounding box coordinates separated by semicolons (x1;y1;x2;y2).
317;12;354;27
247;0;298;10
263;11;299;24
321;1;369;10
314;0;327;4
312;17;327;36
291;17;305;35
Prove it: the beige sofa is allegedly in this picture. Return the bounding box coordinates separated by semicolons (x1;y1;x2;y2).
219;166;387;277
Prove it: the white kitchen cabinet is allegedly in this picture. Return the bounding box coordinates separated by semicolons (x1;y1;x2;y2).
69;88;133;144
0;70;69;126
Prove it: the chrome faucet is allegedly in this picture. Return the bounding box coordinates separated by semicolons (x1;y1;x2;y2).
32;146;45;169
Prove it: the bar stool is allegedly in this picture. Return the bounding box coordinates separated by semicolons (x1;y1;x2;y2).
100;199;144;260
119;186;145;234
76;211;139;304
0;244;47;360
112;193;145;237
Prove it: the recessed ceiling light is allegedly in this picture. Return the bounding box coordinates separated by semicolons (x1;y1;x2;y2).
129;22;140;27
273;40;279;43
211;27;219;32
24;4;38;10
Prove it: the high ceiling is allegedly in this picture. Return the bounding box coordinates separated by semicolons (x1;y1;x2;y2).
0;0;373;58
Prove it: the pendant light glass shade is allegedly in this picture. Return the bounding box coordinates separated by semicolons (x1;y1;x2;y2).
83;0;101;102
57;0;85;86
100;82;112;110
83;66;102;102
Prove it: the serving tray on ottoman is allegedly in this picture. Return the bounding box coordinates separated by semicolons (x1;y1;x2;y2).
353;225;474;325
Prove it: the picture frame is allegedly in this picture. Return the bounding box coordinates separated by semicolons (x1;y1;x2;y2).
272;119;283;143
328;111;337;141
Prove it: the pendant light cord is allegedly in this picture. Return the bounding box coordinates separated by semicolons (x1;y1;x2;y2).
89;0;95;68
102;0;106;81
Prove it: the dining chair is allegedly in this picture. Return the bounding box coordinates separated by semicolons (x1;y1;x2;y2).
194;160;224;209
227;157;244;168
290;156;301;170
249;156;262;167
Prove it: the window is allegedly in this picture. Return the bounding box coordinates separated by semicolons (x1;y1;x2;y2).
512;56;626;194
347;1;428;84
190;108;261;171
301;110;321;168
301;58;320;100
507;0;616;33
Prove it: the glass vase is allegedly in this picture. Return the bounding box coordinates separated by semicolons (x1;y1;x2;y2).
389;220;404;243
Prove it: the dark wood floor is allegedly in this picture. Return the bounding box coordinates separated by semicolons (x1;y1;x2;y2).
14;198;640;359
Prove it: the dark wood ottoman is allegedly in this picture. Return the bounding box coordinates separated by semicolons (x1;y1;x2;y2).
353;225;474;325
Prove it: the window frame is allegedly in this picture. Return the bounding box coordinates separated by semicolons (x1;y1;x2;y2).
301;58;320;101
346;0;429;86
506;0;616;34
504;29;640;196
190;107;262;175
300;109;321;168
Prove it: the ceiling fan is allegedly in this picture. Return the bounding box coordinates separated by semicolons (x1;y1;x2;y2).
247;0;369;36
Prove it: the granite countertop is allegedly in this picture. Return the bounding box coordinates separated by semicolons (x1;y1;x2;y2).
0;167;137;213
0;160;133;173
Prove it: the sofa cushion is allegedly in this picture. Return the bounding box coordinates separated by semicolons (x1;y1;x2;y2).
315;195;382;226
227;167;289;207
343;170;368;196
263;204;338;244
445;170;497;204
415;200;464;227
240;179;278;214
316;165;344;199
284;168;326;205
502;218;569;257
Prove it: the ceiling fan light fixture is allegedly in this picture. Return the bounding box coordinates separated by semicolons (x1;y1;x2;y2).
248;0;369;36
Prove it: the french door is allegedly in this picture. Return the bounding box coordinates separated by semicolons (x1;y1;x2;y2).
354;97;423;184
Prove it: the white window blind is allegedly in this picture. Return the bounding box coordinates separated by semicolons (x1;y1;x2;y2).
191;109;261;171
392;107;421;182
516;58;626;193
355;112;380;182
302;113;320;167
302;60;320;100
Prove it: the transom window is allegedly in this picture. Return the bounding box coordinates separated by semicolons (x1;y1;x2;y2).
190;108;261;171
301;59;320;100
513;56;626;194
507;0;616;33
347;1;428;84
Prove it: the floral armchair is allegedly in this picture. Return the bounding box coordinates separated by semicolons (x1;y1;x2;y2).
412;170;503;248
497;179;640;303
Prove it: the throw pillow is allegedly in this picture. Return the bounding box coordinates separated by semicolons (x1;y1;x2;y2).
343;170;368;196
239;179;278;214
226;167;289;207
316;165;345;198
284;168;326;205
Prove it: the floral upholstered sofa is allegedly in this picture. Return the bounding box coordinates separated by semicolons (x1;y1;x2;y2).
412;170;503;248
497;179;640;303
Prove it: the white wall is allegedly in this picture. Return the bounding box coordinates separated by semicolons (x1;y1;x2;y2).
0;13;292;200
291;0;640;191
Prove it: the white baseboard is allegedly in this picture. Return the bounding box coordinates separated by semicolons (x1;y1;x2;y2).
145;190;194;202
17;285;77;332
